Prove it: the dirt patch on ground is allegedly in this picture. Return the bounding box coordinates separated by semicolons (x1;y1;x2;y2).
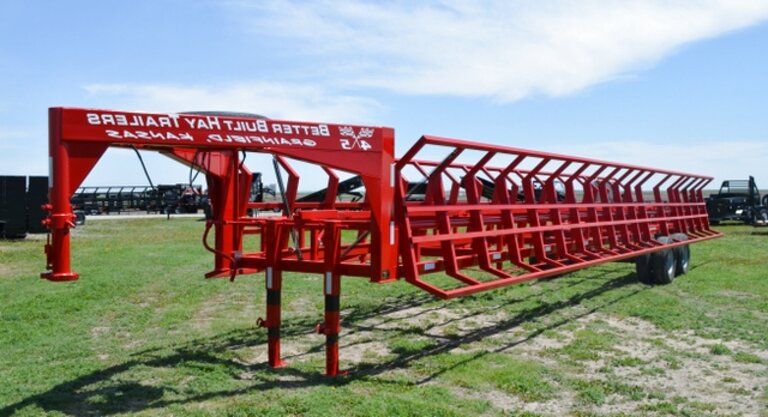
0;263;15;278
600;315;767;416
217;299;768;415
508;313;768;416
191;292;256;331
191;293;230;331
349;304;767;416
236;338;314;367
90;326;112;337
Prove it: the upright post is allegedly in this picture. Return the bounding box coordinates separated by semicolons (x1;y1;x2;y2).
321;222;342;376
204;151;240;277
41;108;78;281
262;220;285;368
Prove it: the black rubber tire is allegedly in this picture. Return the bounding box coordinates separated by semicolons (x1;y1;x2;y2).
762;194;768;208
634;254;655;285
651;249;676;284
674;245;690;275
668;233;690;276
756;208;768;224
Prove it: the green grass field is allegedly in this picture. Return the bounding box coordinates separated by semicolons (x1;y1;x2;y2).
1;218;767;417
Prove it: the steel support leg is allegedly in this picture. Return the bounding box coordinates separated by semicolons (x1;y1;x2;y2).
264;267;285;368
321;222;343;376
262;219;285;368
323;273;341;376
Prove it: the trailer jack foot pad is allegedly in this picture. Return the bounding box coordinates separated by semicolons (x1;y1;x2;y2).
270;360;288;369
40;271;79;281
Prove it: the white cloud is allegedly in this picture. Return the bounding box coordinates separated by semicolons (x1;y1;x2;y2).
83;82;382;124
231;0;768;101
78;82;768;190
70;1;768;189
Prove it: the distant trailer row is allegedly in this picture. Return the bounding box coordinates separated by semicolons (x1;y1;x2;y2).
70;173;276;216
71;184;204;215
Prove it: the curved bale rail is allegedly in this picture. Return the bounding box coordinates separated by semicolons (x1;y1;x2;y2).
394;135;718;298
40;107;720;376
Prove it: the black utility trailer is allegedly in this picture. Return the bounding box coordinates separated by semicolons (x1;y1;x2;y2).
705;176;765;224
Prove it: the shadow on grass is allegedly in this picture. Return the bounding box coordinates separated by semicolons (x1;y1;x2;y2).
0;269;642;416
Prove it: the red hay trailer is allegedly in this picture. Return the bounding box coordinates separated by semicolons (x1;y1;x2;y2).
41;107;720;376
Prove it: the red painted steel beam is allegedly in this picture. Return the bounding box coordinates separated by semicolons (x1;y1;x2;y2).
394;135;720;299
41;107;396;282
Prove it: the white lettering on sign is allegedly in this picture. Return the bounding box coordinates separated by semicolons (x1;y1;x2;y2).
105;129;193;141
222;119;269;133
182;116;221;130
206;134;317;147
87;113;181;128
84;112;362;147
271;123;330;137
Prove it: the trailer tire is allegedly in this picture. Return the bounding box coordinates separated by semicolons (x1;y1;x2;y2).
634;254;655;285
757;207;768;225
669;233;690;276
762;195;768;207
651;249;676;284
675;245;690;275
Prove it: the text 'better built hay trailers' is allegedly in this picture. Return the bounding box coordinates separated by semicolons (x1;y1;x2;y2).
41;108;720;376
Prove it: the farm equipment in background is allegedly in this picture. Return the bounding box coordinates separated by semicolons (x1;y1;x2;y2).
0;175;48;238
40;107;720;376
71;184;205;215
297;175;365;203
705;176;766;225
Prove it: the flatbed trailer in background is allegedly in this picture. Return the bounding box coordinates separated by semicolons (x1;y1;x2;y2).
71;184;204;214
705;176;763;224
40;107;720;376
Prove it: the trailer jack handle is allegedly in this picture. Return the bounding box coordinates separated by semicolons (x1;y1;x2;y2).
201;220;238;281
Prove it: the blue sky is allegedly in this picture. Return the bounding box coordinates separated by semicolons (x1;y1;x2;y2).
1;1;767;191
